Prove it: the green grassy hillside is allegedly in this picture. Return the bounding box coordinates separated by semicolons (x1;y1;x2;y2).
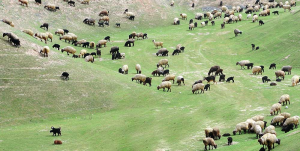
0;0;300;150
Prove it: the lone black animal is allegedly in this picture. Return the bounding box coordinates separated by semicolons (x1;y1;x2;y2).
259;20;264;25
226;77;234;83
219;74;225;82
61;72;69;80
124;40;134;47
269;63;276;69
50;126;61;136
204;84;210;91
220;1;223;6
68;1;75;7
35;0;41;4
189;19;193;24
251;44;255;50
256;46;260;50
228;137;233;145
129;16;135;20
272;11;279;15
52;44;60;50
191;3;194;7
40;23;49;31
222;133;230;136
262;76;271;83
116;23;121;27
104;36;110;41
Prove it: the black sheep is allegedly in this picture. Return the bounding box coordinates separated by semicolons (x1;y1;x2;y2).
219;1;223;6
197;16;202;20
189;19;193;24
162;69;169;76
262;76;268;83
104;36;110;41
63;29;69;34
259;147;265;151
124;40;134;47
90;52;96;56
194;22;198;27
35;0;41;4
224;14;230;18
142;77;152;86
176;20;180;25
104;22;109;26
251;44;255;50
203;76;216;84
204;20;209;25
40;23;49;31
172;49;180;55
50;126;61;136
272;11;279;15
260;66;264;72
82;42;90;48
256;46;260;50
11;38;20;47
259;20;264;25
204;84;210;91
282;124;294;133
270;82;277;86
162;51;168;56
221;23;225;29
52;44;60;50
83;53;90;58
276;79;281;82
269;63;276;69
245;63;254;69
116;23;121;27
219;74;225;82
124;9;128;14
110;46;119;54
192;80;202;87
68;1;75;7
72;54;78;58
98;22;104;27
211;21;215;26
222;133;230;136
226;77;234;83
227;137;233;145
118;68;124;74
96;48;101;56
180;46;185;52
129;16;135;20
191;3;194;7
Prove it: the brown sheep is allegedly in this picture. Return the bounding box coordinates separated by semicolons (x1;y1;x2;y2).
2;19;14;27
275;71;285;80
99;16;109;23
54;140;62;145
203;138;217;150
99;10;109;16
19;0;28;7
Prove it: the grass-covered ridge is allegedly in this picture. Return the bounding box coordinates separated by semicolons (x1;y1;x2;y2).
0;0;300;150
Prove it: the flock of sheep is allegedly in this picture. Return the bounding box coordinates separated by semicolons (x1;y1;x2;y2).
1;0;299;150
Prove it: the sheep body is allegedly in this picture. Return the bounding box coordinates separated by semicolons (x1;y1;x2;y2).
122;65;129;74
283;5;291;11
266;134;280;150
96;40;107;48
203;138;217;150
270;103;282;115
252;66;262;75
40;46;50;57
275;71;285;80
162;75;176;84
2;19;14;27
135;64;141;74
85;55;94;63
205;128;213;138
55;29;64;36
35;33;48;44
79;49;87;58
279;112;291;119
245;118;256;130
59;35;73;43
264;125;276;135
252;115;264;122
253;15;258;22
234;29;242;37
180;13;187;20
271;116;285;126
254;125;262;138
157;59;169;68
236;60;250;69
61;46;76;55
45;32;53;42
212;128;221;140
176;76;185;86
291;75;299;86
283;116;299;127
233;122;248;135
278;94;290;105
157;81;172;92
156;48;169;56
189;23;195;30
22;29;33;36
152;40;163;48
192;83;205;94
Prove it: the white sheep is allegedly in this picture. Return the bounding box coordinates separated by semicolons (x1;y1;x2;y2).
176;76;185;86
40;46;50;57
55;29;64;36
157;59;169;68
79;49;87;58
266;133;280;150
251;121;266;131
131;74;146;83
291;75;299;86
245;118;256;130
195;13;203;19
61;46;76;55
264;125;276;135
234;29;242;37
233;122;248;135
201;22;205;27
45;32;53;42
189;23;195;30
22;29;34;37
174;18;179;25
238;14;242;21
34;33;48;44
59;35;73;43
135;64;141;74
202;138;217;150
252;115;264;121
252;66;262;75
221;6;228;12
85;55;94;63
67;33;77;41
278;94;290;105
283;4;292;11
283;116;299;127
96;40;107;48
180;13;187;20
252;15;258;22
157;81;172;92
270;103;282;115
247;14;252;19
254;125;262;138
271;116;285;126
152;40;163;49
122;65;129;74
224;17;229;23
192;83;205;94
236;60;250;69
162;74;176;84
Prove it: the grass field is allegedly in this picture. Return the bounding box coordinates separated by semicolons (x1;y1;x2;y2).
0;0;300;150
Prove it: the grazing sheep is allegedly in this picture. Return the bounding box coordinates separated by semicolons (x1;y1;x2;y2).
135;64;141;74
251;44;255;50
195;13;204;20
116;23;121;27
205;128;213;138
203;76;217;84
61;46;76;55
204;84;210;91
203;138;217;150
208;66;220;76
252;115;264;122
247;14;252;19
269;63;277;69
81;0;89;4
252;66;262;75
245;118;256;130
272;11;279;15
19;0;28;7
283;5;291;11
22;29;33;36
124;39;134;47
83;18;96;26
110;46;119;54
68;1;75;7
73;39;87;46
262;76;271;83
281;123;294;133
201;22;206;27
266;134;281;150
59;35;72;43
259;20;264;25
162;74;176;84
99;16;109;23
125;12;135;17
226;77;234;83
157;81;172;92
180;13;187;20
222;6;228;12
40;46;50;57
215;69;223;75
275;71;285;80
278;94;290;105
99;10;109;16
236;60;250;69
228;137;233;145
172;49;181;55
54;140;62;145
156;48;169;56
270;103;282;115
55;29;64;36
52;44;60;50
78;49;87;58
72;54;78;58
170;0;174;6
85;55;94;63
258;133;271;148
176;76;185;86
264;125;276;135
222;133;230;137
279;112;291;119
192;80;202;87
45;32;53;42
281;66;292;75
219;75;225;82
192;83;205;94
157;59;169;68
50;126;61;136
96;40;107;48
253;15;258;22
283;116;299;128
61;72;69;80
34;33;48;44
233;122;249;135
143;77;152;86
1;19;14;27
82;42;90;48
221;23;225;29
119;65;128;74
234;29;242;37
271;116;285;126
189;23;195;30
292;75;299;86
252;121;267;131
44;4;59;11
40;23;49;31
270;82;277;86
212;128;221;140
254;125;263;138
162;69;169;76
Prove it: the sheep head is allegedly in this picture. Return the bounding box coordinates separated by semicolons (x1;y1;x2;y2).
233;130;237;135
157;86;160;90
